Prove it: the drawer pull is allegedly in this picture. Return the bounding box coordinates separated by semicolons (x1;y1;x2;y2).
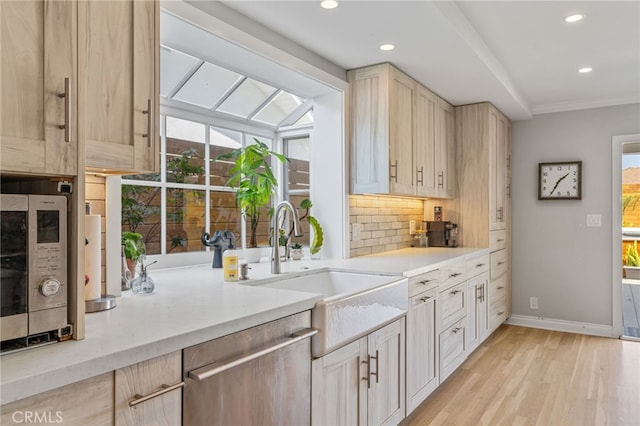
129;382;185;407
390;160;398;183
497;238;505;242
497;311;505;316
188;328;317;381
475;263;485;268
497;261;505;266
452;327;462;334
420;296;432;303
497;286;504;290
142;98;152;146
449;273;462;278
419;279;435;285
450;289;462;295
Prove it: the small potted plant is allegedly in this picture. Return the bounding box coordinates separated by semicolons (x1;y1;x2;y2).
290;243;303;260
624;240;640;279
122;231;145;276
216;139;288;262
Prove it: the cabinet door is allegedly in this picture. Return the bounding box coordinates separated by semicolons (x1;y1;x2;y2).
115;351;182;426
414;85;438;197
1;373;113;425
406;290;438;415
349;64;391;194
80;0;158;173
436;98;455;198
489;107;508;230
367;318;405;426
467;272;489;352
388;68;415;195
1;0;77;175
312;337;368;426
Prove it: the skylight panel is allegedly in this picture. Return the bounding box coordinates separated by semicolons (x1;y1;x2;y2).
253;91;303;126
173;62;242;109
293;111;314;126
216;78;277;118
160;46;201;98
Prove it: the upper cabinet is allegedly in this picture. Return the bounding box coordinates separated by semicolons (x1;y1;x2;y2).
81;0;159;173
348;63;455;198
1;0;159;176
1;1;78;176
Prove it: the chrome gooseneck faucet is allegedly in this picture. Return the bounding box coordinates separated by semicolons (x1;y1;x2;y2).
272;201;303;274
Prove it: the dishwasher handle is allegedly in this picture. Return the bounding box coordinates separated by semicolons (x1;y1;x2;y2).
188;328;318;382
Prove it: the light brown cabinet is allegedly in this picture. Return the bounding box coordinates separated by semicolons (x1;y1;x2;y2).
1;373;113;425
406;287;438;415
81;0;159;173
115;351;182;426
312;318;405;426
0;0;78;176
348;63;455;198
456;102;512;331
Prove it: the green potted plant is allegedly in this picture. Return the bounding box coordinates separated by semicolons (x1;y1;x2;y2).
290;242;303;260
216;139;288;261
122;231;145;276
624;240;640;279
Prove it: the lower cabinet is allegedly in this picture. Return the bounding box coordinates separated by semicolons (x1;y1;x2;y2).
1;372;113;425
312;318;405;426
115;351;183;426
406;288;438;415
467;272;489;352
489;274;508;332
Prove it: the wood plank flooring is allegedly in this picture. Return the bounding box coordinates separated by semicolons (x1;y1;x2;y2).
403;325;640;426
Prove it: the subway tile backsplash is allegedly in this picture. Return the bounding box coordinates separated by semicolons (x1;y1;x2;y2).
349;195;424;258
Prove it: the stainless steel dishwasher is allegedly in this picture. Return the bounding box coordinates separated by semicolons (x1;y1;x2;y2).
183;311;316;425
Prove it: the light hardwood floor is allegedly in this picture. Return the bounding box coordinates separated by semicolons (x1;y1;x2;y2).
404;325;640;426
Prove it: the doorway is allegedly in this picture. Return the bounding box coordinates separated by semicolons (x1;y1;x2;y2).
613;134;640;340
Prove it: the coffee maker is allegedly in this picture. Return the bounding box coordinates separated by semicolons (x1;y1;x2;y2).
425;221;458;247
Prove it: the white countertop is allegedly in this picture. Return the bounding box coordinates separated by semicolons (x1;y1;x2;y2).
0;246;486;405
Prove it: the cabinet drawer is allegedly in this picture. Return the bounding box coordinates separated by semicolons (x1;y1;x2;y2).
489;297;508;331
440;260;466;289
490;249;508;280
490;230;507;252
409;269;440;297
465;253;490;277
489;275;507;302
439;317;466;381
439;281;466;330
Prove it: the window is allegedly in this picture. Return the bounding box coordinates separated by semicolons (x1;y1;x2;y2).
284;136;311;246
122;115;274;255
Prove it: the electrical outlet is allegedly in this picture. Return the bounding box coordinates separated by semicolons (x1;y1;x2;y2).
409;220;416;235
530;297;539;310
352;223;362;241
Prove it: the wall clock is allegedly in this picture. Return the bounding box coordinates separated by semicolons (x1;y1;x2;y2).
538;161;582;200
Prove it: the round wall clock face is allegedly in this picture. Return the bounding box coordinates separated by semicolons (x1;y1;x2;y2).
538;161;582;200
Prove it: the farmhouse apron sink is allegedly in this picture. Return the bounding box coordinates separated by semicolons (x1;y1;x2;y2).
243;269;408;357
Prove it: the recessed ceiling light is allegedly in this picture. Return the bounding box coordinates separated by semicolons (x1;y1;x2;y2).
564;14;584;23
379;44;395;51
320;0;338;9
578;67;593;73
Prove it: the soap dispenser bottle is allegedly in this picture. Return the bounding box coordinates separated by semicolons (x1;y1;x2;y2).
222;241;239;282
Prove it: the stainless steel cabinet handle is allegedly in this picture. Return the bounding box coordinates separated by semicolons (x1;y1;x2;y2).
418;279;435;286
420;296;432;303
497;207;504;222
482;283;486;302
475;263;485;268
416;166;424;185
390;160;398;183
476;285;483;301
452;327;462;334
497;311;505;316
507;183;511;198
450;289;461;295
497;286;504;290
363;355;372;388
129;382;185;407
370;350;379;384
438;171;444;188
497;261;505;266
497;238;505;242
188;328;317;381
449;273;462;278
142;98;152;146
57;77;71;143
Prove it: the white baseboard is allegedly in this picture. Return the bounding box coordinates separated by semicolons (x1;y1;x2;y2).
505;314;616;338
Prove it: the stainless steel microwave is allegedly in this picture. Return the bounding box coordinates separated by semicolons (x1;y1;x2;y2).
1;194;71;352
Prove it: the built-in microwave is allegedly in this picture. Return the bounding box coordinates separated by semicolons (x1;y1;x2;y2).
0;194;72;352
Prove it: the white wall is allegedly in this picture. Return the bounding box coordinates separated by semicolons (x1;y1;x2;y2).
511;103;640;328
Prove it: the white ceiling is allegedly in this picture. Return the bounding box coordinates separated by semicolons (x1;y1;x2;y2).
216;0;640;121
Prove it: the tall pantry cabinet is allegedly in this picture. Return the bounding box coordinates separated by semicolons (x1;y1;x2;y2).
456;102;512;330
